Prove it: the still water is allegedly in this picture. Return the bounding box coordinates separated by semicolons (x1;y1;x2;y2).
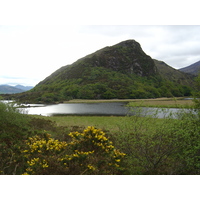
23;102;129;116
1;100;193;118
18;102;190;118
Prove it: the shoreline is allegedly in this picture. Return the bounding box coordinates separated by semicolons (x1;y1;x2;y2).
64;97;194;108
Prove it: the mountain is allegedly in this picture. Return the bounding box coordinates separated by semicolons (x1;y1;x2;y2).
0;85;25;94
179;60;200;76
15;85;33;91
5;39;194;103
0;84;33;94
154;59;194;85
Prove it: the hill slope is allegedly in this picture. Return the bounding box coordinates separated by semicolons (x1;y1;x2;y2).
154;59;194;85
179;60;200;76
7;40;193;103
39;40;157;84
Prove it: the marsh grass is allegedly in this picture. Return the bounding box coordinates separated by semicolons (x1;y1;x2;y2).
65;97;194;108
127;98;194;108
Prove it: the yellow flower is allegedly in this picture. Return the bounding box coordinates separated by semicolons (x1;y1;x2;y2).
22;172;29;175
87;164;96;171
42;164;49;168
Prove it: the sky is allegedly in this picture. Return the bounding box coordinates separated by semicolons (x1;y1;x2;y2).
0;1;200;87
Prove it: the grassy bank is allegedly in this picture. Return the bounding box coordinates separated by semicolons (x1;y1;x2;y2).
65;97;195;108
32;115;139;137
127;97;194;108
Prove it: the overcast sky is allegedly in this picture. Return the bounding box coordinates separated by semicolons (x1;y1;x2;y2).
0;1;200;86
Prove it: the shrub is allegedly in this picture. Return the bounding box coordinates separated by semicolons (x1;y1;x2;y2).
112;106;200;175
0;102;30;175
22;126;126;175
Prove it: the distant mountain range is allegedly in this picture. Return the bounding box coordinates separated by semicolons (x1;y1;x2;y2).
0;84;33;94
179;60;200;76
14;85;33;91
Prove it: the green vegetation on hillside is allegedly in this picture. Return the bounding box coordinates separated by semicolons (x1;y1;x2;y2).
13;66;192;103
154;59;194;85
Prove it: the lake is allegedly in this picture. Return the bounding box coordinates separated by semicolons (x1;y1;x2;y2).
17;102;191;118
21;102;129;116
1;100;194;118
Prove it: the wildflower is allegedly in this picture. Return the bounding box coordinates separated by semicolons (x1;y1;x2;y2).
87;164;96;171
42;163;49;168
22;172;29;175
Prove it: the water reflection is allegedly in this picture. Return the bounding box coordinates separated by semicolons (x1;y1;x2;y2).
1;100;195;118
24;102;129;116
22;102;195;118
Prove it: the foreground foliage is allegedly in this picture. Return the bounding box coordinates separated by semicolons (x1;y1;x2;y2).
111;107;200;174
22;126;125;175
1;100;200;175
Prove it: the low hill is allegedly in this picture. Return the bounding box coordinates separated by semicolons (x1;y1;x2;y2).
5;40;194;103
179;60;200;76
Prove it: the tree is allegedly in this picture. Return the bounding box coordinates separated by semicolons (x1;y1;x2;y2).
193;74;200;109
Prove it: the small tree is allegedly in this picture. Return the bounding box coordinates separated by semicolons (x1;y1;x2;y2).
193;73;200;109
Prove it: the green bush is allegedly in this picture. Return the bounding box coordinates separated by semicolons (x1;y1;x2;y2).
0;102;30;174
22;126;126;175
111;106;200;174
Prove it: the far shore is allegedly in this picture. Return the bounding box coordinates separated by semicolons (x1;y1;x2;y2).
64;97;195;108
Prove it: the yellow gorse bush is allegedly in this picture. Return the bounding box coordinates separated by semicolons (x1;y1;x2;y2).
24;133;68;154
22;126;126;175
